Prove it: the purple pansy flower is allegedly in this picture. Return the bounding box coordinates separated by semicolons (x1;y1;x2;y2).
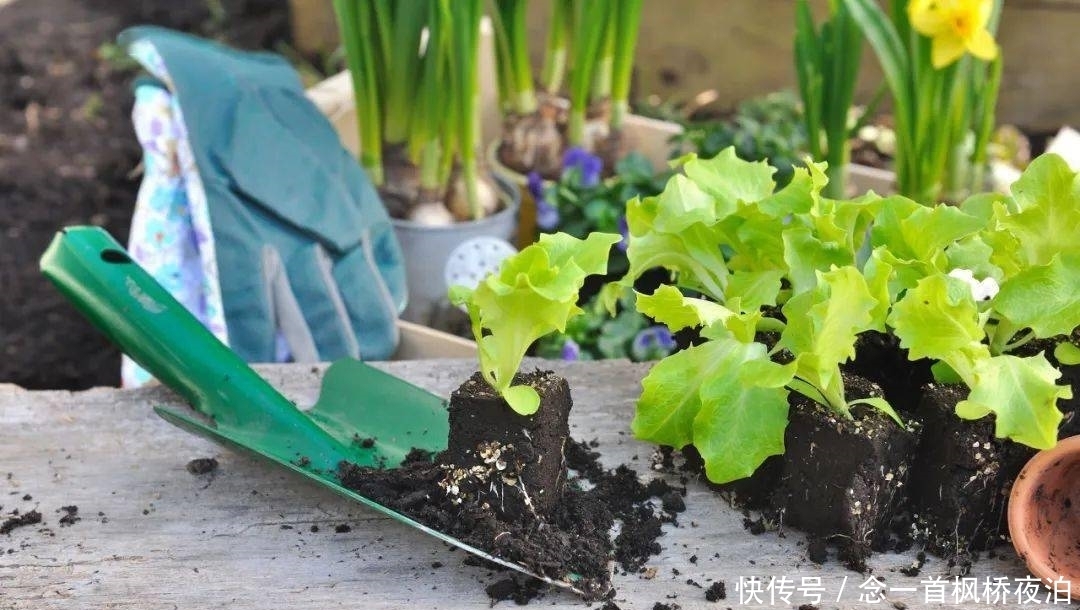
561;338;582;361
617;215;629;251
526;170;545;201
561;147;602;187
528;171;560;230
631;325;677;361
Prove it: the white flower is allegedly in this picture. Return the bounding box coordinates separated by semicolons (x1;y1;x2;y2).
948;268;1000;301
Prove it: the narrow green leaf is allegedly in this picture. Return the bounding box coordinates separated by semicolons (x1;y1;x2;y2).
848;397;903;426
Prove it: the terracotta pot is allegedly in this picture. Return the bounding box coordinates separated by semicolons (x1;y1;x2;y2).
1009;435;1080;599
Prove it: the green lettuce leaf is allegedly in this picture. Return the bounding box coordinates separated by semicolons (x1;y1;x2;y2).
782;227;854;296
887;273;987;365
635;285;733;332
955;354;1069;449
632;336;793;484
871;196;985;267
778;266;879;411
993;252;1080;339
450;232;620;415
725;269;785;312
1001;153;1080;268
624;192;730;302
681;148;777;211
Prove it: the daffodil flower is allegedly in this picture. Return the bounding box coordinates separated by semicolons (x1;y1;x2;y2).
908;0;999;68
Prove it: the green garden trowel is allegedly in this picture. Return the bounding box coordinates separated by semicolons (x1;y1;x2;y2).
39;226;579;594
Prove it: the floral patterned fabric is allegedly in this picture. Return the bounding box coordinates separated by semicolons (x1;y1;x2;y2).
121;41;228;387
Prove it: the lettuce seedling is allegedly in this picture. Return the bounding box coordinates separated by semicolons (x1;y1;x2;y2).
449;232;621;416
881;153;1078;449
621;148;898;483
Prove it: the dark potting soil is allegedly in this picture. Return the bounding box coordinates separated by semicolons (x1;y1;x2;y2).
662;371;923;571
484;575;547;605
704;580;726;602
57;505;79;526
905;383;1032;556
442;371;572;519
0;0;291;390
850;330;934;411
185;457;219;475
338;435;684;602
0;509;42;535
778;373;921;571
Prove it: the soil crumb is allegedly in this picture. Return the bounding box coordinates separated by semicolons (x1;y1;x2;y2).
485;576;545;605
705;581;727;602
186;458;218;475
334;524;351;533
900;551;926;577
1;510;42;535
742;516;766;535
57;505;79;526
338;437;685;601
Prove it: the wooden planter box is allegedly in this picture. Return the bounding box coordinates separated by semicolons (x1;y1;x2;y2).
848;163;896;196
393;319;476;360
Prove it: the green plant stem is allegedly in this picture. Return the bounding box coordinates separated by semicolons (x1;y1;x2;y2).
567;0;610;146
382;0;427;145
795;0;862;199
411;0;448;192
990;317;1023;355
541;0;573;94
447;0;484;219
970;54;1003;194
491;0;537;115
848;0;1003;203
609;0;643;132
849;83;886;136
333;0;384;185
591;5;616;103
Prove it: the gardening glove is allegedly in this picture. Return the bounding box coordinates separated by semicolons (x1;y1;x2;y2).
119;27;405;387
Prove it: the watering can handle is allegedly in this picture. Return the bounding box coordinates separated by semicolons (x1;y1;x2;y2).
38;226;356;474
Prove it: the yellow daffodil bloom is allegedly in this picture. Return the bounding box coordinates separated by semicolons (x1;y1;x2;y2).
908;0;999;68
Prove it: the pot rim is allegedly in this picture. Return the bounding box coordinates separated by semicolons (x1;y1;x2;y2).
486;139;532;188
1008;434;1080;598
389;171;521;233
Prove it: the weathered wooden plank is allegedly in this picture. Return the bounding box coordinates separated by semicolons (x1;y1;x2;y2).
0;360;1051;609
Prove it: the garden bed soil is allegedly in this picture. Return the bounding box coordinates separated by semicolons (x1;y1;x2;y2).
777;372;921;570
906;383;1033;556
337;370;685;602
0;0;290;390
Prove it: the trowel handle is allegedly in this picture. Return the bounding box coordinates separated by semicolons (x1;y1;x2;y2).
39;226;280;424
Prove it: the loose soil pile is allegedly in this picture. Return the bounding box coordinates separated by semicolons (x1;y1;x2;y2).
0;0;290;390
339;436;685;601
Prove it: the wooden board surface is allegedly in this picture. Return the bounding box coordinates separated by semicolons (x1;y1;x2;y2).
0;360;1061;609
